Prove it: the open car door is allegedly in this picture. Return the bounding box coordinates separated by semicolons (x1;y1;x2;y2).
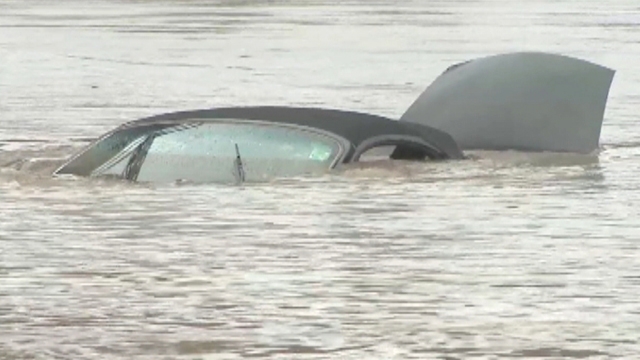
400;52;615;154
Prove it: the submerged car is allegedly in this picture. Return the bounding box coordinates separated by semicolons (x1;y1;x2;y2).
54;107;464;184
54;51;615;184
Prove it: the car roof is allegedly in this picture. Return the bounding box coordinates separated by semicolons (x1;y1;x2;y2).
122;106;463;159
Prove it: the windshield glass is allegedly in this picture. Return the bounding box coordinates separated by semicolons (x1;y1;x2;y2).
95;121;344;183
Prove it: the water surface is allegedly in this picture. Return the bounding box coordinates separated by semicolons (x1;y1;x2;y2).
1;0;640;359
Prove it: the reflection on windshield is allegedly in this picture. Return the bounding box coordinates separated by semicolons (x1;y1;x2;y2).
101;122;342;183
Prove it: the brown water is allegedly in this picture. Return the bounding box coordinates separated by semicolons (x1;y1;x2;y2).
2;1;640;359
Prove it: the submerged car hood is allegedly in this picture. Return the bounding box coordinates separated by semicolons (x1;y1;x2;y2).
400;52;615;154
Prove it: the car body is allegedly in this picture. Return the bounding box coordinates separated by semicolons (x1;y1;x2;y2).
54;51;615;184
54;107;463;184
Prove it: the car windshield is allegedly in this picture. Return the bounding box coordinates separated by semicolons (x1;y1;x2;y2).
93;121;344;183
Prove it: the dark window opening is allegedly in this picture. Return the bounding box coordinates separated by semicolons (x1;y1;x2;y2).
389;144;430;160
357;145;397;162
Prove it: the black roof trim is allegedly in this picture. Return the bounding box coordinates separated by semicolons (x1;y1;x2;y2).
124;106;463;159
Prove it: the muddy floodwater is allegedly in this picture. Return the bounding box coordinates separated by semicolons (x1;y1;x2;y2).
2;0;640;359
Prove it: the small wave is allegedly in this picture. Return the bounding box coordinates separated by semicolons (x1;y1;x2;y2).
0;144;81;186
465;150;600;168
601;141;640;150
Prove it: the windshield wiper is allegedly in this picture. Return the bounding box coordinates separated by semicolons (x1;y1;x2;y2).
233;143;245;184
